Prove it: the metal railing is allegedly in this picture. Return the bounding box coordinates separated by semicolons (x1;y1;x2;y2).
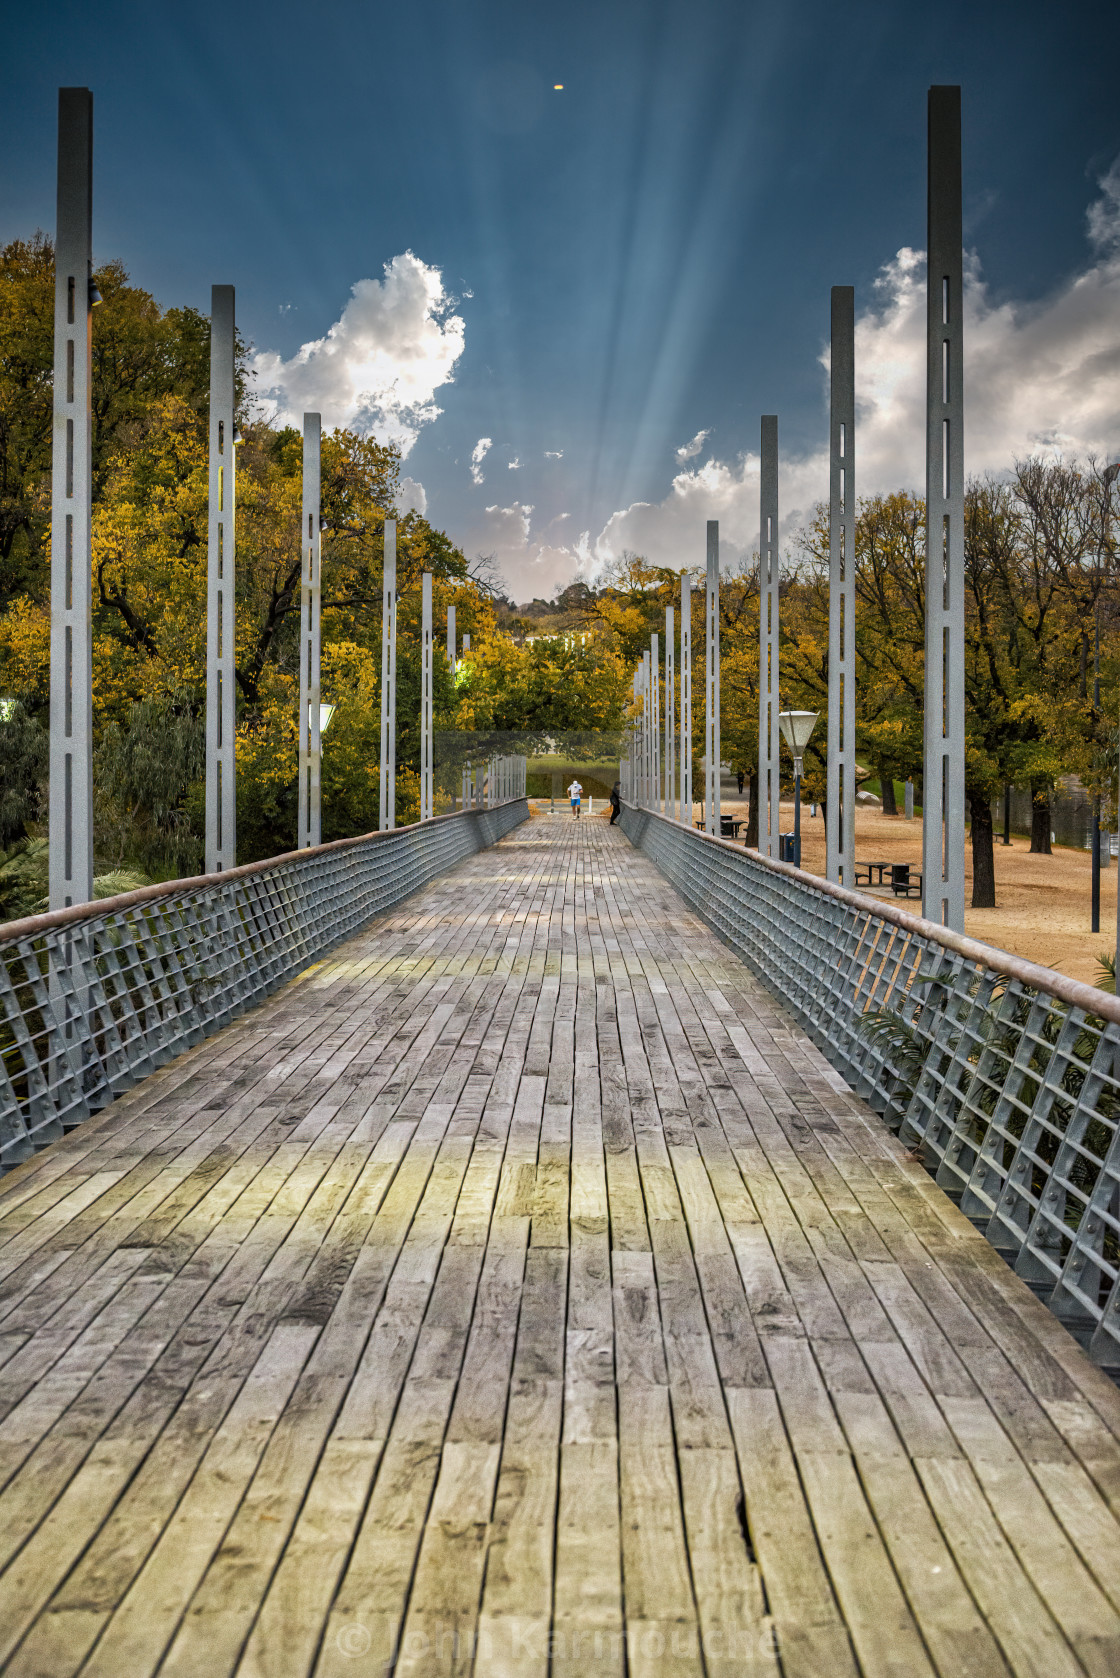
621;804;1120;1374
0;800;529;1170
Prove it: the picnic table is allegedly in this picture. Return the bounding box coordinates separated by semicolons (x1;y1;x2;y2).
855;860;923;898
696;815;744;839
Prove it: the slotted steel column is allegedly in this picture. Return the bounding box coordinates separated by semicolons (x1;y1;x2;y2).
379;519;396;830
651;632;661;813
666;606;675;822
759;417;780;858
923;85;966;930
681;573;692;824
298;412;322;848
705;521;721;835
827;289;856;887
421;571;433;820
50;88;94;912
205;285;237;872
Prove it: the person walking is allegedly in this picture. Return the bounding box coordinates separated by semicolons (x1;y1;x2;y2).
567;778;583;818
609;780;621;824
737;769;745;796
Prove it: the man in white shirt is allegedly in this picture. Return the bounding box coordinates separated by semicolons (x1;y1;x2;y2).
567;779;582;818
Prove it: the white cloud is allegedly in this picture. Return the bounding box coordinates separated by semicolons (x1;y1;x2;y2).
470;437;492;485
589;160;1120;575
469;502;585;600
508;457;521;470
398;476;427;517
675;428;711;462
545;449;564;459
252;253;465;456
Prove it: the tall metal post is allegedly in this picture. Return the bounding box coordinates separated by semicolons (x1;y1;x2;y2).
705;521;721;835
923;85;966;930
759;416;780;858
205;285;237;872
297;412;322;849
826;289;856;887
651;632;661;813
50;88;94;912
681;573;692;824
666;606;675;822
447;602;456;681
421;571;433;820
379;519;396;830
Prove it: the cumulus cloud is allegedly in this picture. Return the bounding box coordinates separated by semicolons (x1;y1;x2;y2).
545;449;564;459
470;437;492;485
398;476;427;517
675;428;711;462
590;160;1120;574
252;253;464;456
508;457;521;470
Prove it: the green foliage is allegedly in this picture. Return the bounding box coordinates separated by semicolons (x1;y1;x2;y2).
95;690;205;876
0;701;47;846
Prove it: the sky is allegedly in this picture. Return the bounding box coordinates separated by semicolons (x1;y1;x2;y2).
2;0;1119;600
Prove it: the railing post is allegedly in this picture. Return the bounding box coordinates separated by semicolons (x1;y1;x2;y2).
923;84;966;930
50;88;94;913
705;520;720;836
205;284;237;872
447;602;456;681
379;519;396;830
298;411;322;848
827;289;856;888
759;416;780;859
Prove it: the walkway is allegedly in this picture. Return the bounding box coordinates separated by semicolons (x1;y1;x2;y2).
2;817;1120;1677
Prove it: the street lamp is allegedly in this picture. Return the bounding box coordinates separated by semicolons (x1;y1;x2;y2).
319;703;336;734
778;710;820;868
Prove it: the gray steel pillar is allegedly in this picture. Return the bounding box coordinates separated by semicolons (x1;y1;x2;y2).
905;778;915;820
759;417;780;858
50;88;94;912
379;520;397;830
705;521;721;835
681;573;692;823
421;571;433;820
923;86;966;930
826;290;856;888
297;412;322;849
447;602;456;680
463;632;470;653
205;285;237;872
651;632;661;812
666;606;675;822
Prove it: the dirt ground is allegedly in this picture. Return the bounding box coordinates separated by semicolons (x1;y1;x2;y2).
713;797;1115;987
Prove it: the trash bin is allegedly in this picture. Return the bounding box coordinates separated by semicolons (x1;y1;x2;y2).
779;833;796;863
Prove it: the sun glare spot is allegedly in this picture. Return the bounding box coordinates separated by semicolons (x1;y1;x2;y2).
554;84;564;90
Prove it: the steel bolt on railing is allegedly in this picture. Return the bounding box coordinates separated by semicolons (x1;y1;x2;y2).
620;803;1120;1375
0;800;529;1170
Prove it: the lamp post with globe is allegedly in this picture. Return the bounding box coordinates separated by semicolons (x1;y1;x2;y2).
778;710;820;869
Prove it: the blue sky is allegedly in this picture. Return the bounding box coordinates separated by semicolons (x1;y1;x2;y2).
3;0;1119;596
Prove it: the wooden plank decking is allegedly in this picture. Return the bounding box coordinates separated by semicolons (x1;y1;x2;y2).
2;814;1120;1677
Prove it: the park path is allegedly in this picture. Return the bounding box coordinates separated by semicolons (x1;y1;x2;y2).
1;814;1120;1676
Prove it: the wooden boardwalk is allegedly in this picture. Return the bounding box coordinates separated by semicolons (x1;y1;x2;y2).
2;815;1120;1677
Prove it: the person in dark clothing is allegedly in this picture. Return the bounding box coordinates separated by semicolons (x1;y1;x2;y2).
737;769;745;795
609;781;622;824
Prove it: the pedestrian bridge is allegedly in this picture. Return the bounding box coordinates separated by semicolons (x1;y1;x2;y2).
2;807;1120;1676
